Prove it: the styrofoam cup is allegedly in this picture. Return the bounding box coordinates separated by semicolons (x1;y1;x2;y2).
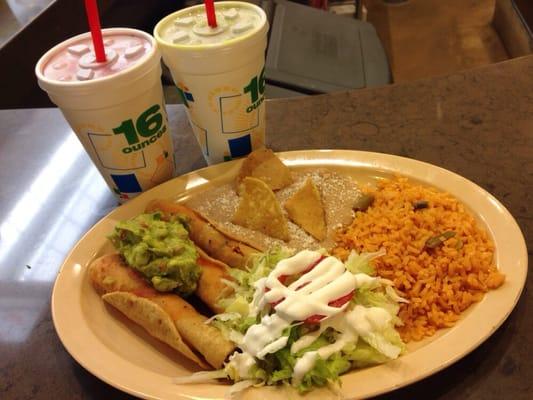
36;28;175;202
154;1;269;164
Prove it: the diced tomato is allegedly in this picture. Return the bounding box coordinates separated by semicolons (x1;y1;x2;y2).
270;298;284;307
305;314;326;324
328;290;355;307
270;255;325;290
304;290;355;324
295;281;310;291
303;255;325;273
266;256;329;310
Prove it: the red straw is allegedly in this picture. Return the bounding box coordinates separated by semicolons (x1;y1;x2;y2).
84;0;106;62
204;0;217;28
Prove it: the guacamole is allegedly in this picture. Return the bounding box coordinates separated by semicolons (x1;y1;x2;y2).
110;212;200;296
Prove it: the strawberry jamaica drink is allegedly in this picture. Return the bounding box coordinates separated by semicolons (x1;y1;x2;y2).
36;28;175;202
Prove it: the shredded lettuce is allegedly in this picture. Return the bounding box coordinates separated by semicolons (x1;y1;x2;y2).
345;248;385;275
211;246;294;338
226;380;259;399
200;247;405;395
219;246;293;314
355;287;400;317
297;352;351;393
295;330;334;356
344;340;390;368
360;330;403;359
173;369;228;384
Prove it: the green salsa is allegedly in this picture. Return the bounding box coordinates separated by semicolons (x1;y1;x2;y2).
109;212;200;296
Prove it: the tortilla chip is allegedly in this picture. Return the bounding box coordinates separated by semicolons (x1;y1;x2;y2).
236;148;292;190
198;215;269;253
232;177;290;241
102;291;209;369
284;178;327;241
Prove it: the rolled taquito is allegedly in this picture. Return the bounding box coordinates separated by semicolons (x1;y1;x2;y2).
89;253;235;369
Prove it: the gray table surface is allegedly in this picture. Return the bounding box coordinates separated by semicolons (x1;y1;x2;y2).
1;55;531;399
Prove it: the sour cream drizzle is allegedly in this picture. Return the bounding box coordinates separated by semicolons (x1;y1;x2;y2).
238;251;356;361
228;250;398;383
259;251;356;322
291;305;397;380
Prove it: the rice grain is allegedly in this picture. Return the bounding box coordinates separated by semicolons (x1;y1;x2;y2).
333;177;505;342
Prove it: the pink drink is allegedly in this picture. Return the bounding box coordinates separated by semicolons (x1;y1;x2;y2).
42;34;151;82
36;29;175;203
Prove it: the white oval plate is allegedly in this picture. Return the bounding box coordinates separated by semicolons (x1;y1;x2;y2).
52;150;528;400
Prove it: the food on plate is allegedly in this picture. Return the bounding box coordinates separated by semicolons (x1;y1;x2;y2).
82;147;509;396
187;169;363;252
194;248;233;314
333;177;506;341
108;211;231;312
412;200;429;210
352;193;374;212
103;292;209;368
235;148;293;190
109;212;200;295
232;177;290;241
177;248;406;393
146;200;261;269
89;253;235;368
424;231;456;249
284;178;327;241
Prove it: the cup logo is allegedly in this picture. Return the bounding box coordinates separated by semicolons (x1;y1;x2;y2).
112;104;167;153
85;103;173;200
